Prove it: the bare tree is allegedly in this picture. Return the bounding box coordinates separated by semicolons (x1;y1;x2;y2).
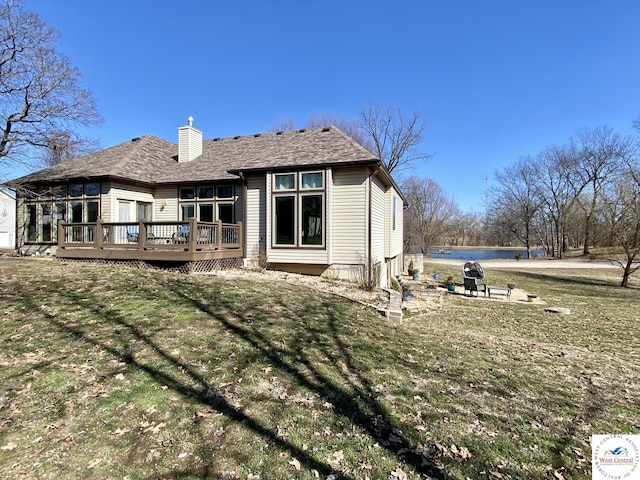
567;127;631;255
268;117;297;132
359;103;430;175
305;112;372;152
533;145;576;258
0;0;101;171
402;176;457;252
601;167;640;287
39;130;101;167
489;157;542;258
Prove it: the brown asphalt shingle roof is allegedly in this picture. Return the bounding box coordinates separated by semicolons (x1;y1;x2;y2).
10;126;379;186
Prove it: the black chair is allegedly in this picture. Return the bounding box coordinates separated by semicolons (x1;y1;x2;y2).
463;277;486;297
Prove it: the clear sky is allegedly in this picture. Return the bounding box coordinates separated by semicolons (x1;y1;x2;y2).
14;0;640;212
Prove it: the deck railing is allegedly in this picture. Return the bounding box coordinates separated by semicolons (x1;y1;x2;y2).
58;218;243;254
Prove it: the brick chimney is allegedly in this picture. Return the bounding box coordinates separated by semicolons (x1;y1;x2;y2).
178;116;202;162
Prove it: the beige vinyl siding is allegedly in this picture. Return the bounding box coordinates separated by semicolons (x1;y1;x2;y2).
370;175;387;285
107;183;154;221
244;174;266;266
153;186;178;221
385;188;404;259
331;168;367;264
99;183;111;221
268;248;328;264
390;189;403;258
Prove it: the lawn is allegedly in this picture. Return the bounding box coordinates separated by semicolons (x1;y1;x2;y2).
0;257;638;479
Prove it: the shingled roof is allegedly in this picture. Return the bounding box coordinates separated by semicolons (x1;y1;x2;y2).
10;126;379;186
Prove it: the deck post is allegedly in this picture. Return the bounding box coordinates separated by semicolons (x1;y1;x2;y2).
96;219;103;249
188;217;197;252
216;220;222;249
237;221;243;253
58;220;66;247
139;220;146;251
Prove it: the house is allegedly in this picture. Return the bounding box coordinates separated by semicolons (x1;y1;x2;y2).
0;189;16;249
7;120;406;287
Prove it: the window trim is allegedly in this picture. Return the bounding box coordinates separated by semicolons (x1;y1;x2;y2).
22;182;101;244
178;184;236;223
271;170;325;249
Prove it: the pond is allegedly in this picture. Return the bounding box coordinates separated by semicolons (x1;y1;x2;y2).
427;248;546;261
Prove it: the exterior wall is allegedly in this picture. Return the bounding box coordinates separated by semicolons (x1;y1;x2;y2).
106;182;155;221
0;190;16;249
385;186;404;281
244;173;266;268
153;186;179;221
233;183;245;225
98;183;112;220
370;175;387;286
331;168;368;263
385;187;404;258
324;167;369;281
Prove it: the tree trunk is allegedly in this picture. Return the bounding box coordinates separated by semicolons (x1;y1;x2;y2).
620;262;631;287
583;215;592;256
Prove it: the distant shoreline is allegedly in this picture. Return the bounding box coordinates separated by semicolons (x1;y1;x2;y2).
430;246;544;250
424;257;619;269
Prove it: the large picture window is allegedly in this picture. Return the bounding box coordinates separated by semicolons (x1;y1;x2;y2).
272;171;325;248
22;183;101;243
178;184;236;223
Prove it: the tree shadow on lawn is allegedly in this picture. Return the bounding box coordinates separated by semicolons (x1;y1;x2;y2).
32;281;450;480
506;270;634;296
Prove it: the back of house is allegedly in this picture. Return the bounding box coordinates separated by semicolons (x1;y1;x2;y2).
7;121;406;288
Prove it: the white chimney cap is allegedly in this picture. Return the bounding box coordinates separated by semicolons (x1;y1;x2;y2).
187;116;194;127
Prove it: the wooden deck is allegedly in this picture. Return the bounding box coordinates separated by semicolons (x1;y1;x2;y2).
56;218;244;263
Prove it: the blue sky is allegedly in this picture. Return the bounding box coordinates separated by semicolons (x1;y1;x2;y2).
15;0;640;212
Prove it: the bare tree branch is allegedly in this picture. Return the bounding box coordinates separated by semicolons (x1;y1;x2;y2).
359;103;430;175
0;0;102;174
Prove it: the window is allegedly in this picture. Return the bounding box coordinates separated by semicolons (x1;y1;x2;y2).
69;184;83;198
274;174;295;191
22;182;101;243
392;196;397;231
181;204;195;221
41;205;52;242
137;202;152;221
179;187;195;200
199;204;214;222
274;196;295;245
218;204;233;224
198;187;214;199
217;186;233;198
85;183;100;196
301;172;323;189
70;202;83;223
301;195;322;245
272;171;324;247
178;185;236;223
26;205;37;242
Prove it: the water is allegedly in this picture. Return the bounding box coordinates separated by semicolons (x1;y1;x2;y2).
427;248;546;261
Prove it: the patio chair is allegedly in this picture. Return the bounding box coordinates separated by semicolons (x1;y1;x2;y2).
126;229;139;243
463;277;487;297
